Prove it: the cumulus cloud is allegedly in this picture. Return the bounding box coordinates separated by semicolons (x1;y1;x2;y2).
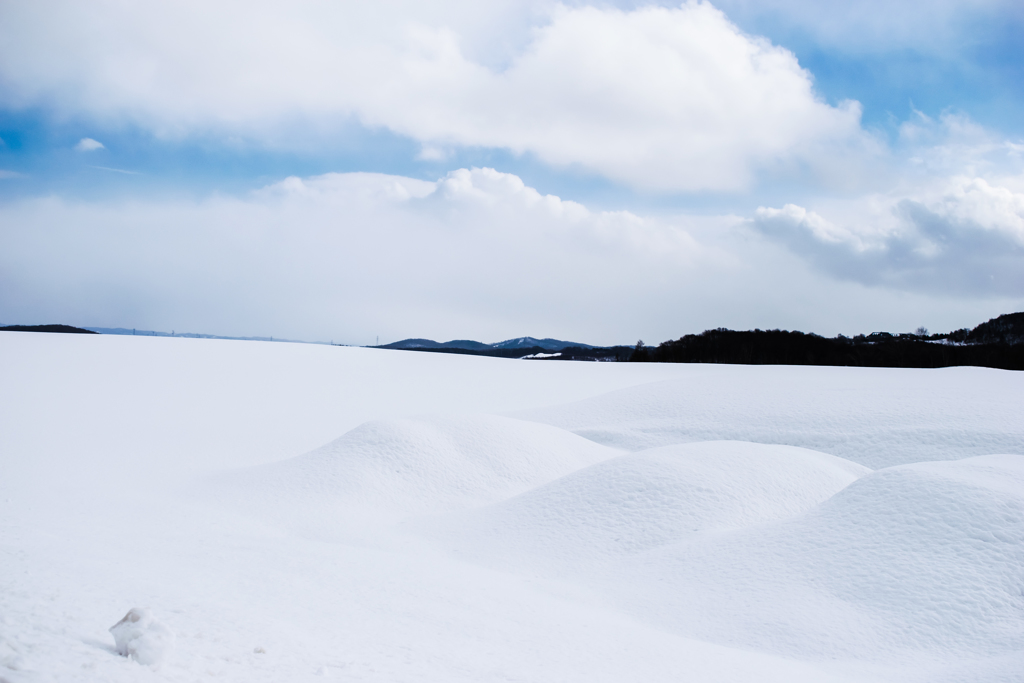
74;137;105;151
754;176;1024;296
0;1;874;192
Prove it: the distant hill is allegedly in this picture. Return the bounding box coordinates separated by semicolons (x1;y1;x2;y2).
0;324;96;334
380;337;594;352
85;327;312;343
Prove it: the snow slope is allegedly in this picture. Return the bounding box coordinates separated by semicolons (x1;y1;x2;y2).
1;332;1022;682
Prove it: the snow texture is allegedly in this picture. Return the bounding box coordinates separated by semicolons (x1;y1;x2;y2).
1;332;1022;682
514;365;1024;469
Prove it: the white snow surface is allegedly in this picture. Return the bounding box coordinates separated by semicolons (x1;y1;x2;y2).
1;332;1023;682
426;441;870;564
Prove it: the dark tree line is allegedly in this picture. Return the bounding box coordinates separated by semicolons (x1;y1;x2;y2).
400;345;634;361
627;313;1024;370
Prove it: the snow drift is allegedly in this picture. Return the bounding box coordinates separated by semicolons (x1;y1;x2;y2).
428;441;869;566
605;453;1024;662
218;414;618;526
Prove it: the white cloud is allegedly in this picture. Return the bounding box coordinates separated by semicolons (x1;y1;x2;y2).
74;137;105;151
0;1;874;192
754;175;1024;296
897;111;1009;174
749;112;1024;298
0;169;25;179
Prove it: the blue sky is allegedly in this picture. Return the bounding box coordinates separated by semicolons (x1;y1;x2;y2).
1;1;1022;344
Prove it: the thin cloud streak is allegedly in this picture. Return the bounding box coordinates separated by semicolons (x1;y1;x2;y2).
88;165;141;175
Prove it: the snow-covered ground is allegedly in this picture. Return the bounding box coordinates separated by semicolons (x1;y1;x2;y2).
1;332;1022;682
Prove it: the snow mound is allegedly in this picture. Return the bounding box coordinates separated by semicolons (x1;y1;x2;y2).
225;414;618;521
616;454;1024;660
109;608;175;666
431;441;868;565
516;366;1024;468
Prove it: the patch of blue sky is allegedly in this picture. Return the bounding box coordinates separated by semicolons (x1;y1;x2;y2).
799;47;1024;139
723;4;1024;138
0;110;422;201
0;110;821;216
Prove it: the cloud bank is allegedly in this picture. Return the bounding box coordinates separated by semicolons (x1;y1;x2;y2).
2;168;1013;343
0;168;695;342
0;1;873;192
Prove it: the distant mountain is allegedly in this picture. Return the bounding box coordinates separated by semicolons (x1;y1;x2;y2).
380;337;595;352
490;337;596;351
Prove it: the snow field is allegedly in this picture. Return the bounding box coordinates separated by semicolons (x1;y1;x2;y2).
1;332;1023;682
